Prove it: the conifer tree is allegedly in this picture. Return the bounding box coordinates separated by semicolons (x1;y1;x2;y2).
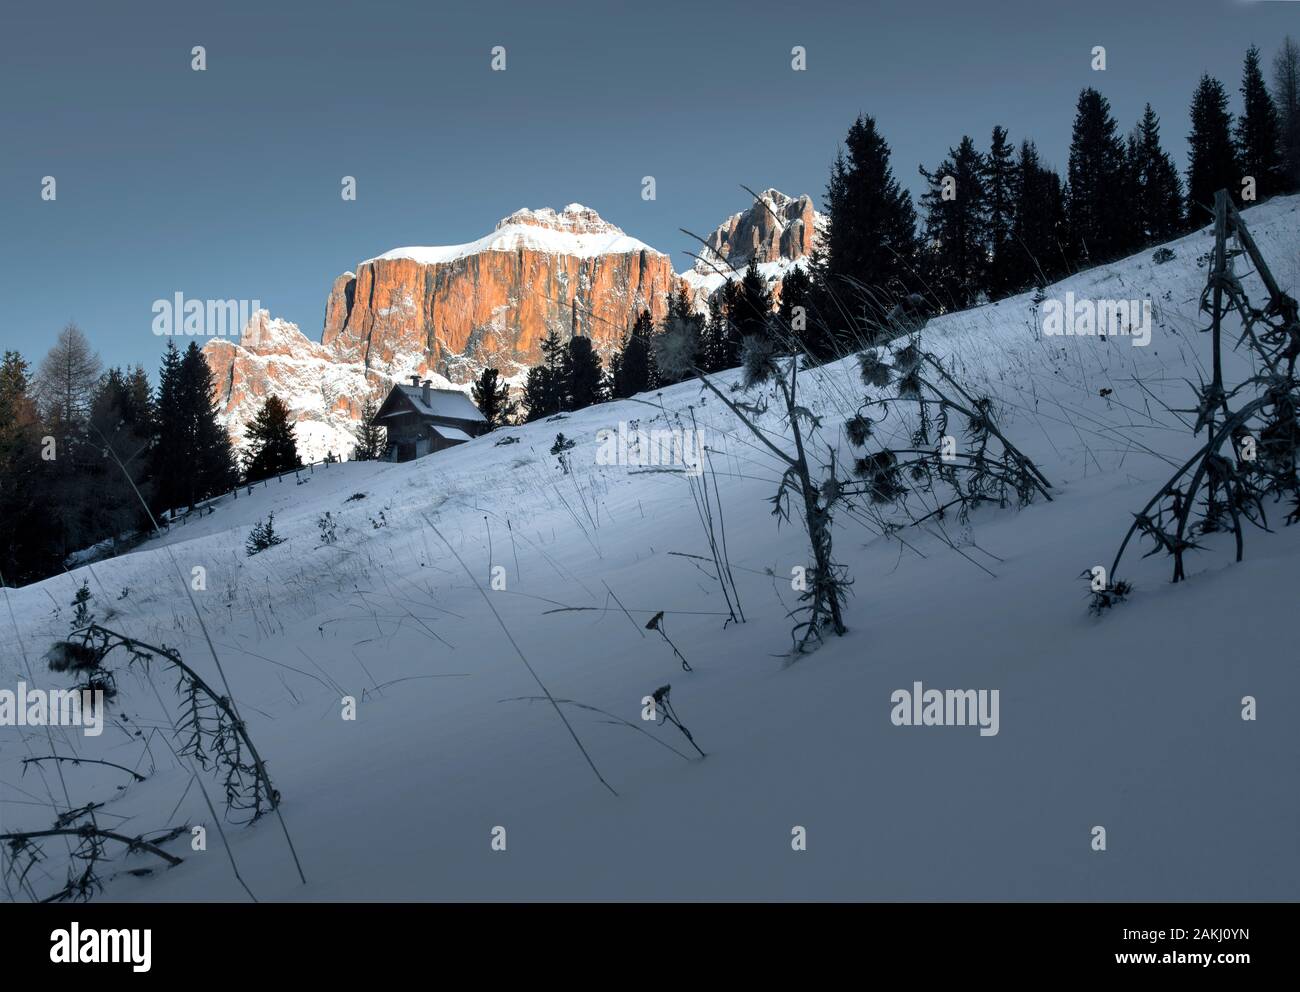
612;310;655;399
984;126;1018;299
1186;74;1241;222
697;295;728;374
242;395;300;483
562;336;604;411
1011;141;1068;290
124;364;154;439
778;265;818;357
151;341;184;513
179;342;238;507
919;135;989;311
523;329;566;421
735;257;775;343
645;312;662;389
1067;88;1130;263
471;366;517;429
1129;104;1185;242
522;365;556;422
1274;36;1300;191
351;396;386;460
1237;45;1284;201
1121;129;1145;248
91;365;156;438
89;366;156;538
718;278;743;368
824;114;919;317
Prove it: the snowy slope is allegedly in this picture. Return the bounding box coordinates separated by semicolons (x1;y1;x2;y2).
3;196;1299;902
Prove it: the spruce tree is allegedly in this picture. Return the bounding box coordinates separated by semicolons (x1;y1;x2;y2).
151;341;184;514
698;295;727;374
351;397;386;460
675;287;699;327
1011;141;1068;291
523;329;566;421
522;366;556;422
1121;130;1145;250
1067;88;1130;263
612;310;655;399
735;257;774;343
824;114;919;317
718;278;743;368
88;367;155;538
1274;36;1300;192
96;364;154;435
1186;74;1241;222
179;342;238;507
124;365;155;436
778;266;818;358
984;126;1018;299
562;336;604;411
1130;105;1185;242
242;395;300;483
471;366;516;429
919;135;989;311
1237;45;1284;201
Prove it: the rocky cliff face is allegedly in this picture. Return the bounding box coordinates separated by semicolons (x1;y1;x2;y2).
681;189;827;300
204;310;383;462
204;204;683;461
203;195;822;462
699;189;822;270
321;204;682;383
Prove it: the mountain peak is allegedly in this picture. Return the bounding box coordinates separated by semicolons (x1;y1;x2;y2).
363;204;659;268
692;189;825;276
496;203;620;236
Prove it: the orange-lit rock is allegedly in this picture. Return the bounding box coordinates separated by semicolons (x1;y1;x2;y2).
681;189;827;303
701;189;822;269
203;197;822;462
321;204;684;382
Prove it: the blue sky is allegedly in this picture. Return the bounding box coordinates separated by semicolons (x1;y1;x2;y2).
1;0;1295;372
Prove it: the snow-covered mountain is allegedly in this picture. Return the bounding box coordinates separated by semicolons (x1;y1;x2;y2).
320;202;682;384
681;188;827;299
205;203;684;461
204;194;822;461
10;194;1299;901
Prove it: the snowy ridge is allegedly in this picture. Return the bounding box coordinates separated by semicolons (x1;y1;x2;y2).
364;204;664;266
